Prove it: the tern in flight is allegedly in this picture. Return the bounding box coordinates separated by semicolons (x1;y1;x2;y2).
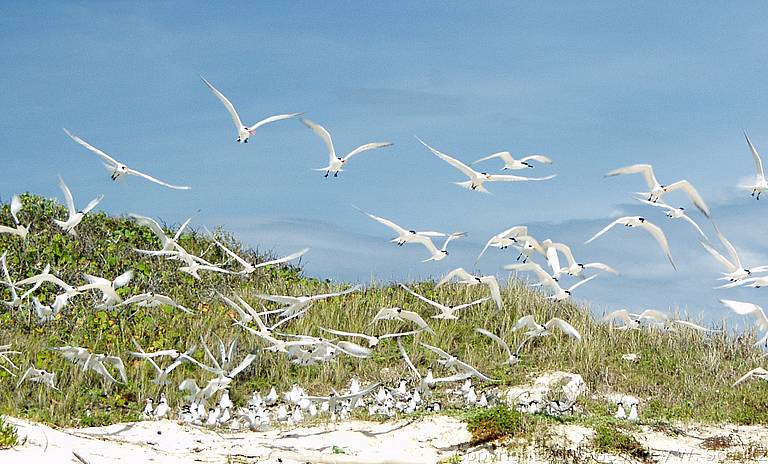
354;205;450;247
209;232;308;275
504;262;598;301
700;226;768;282
474;328;527;365
130;213;194;253
200;76;302;144
319;327;423;348
720;299;768;345
417;137;556;193
399;283;489;320
77;270;134;307
512;315;582;341
742;132;768;199
0;195;28;239
472;152;553;171
585;216;676;270
53;176;103;236
63;129;191;190
418;232;467;262
539;240;618;279
371;307;435;334
636;198;708;240
476;225;529;262
605;163;710;217
437;268;503;311
255;285;362;317
301;119;393;177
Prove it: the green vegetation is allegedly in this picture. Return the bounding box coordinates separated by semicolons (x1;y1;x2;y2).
465;405;531;445
0;416;17;449
592;423;650;461
0;194;767;431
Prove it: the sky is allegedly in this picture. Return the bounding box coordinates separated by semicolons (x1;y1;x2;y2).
2;1;768;324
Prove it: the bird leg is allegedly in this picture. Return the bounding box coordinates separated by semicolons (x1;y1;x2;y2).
334;172;338;177
324;171;329;178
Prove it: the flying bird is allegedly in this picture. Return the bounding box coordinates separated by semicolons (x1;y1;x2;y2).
371;307;435;334
472;152;553;171
437;268;503;311
636;198;707;240
742;132;768;200
512;315;582;340
476;225;529;262
605;163;710;217
417;137;555;193
700;226;768;282
399;283;489;320
585;216;675;269
200;76;302;144
301;119;393;177
504;262;597;301
0;195;29;239
353;206;450;248
77;270;134;307
63;129;191;190
53;176;103;236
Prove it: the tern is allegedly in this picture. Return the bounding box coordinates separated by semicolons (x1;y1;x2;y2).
209;232;308;275
63;129;191;190
399;283;489;320
585;216;676;269
636;198;707;240
512;315;582;340
319;327;423;348
371;307;435;334
117;292;193;314
603;309;668;330
720;299;768;344
306;382;380;413
417;137;556;193
77;270;134;307
397;339;471;393
437;268;503;311
353;205;450;247
130;340;198;385
200;77;302;144
301;118;393;177
254;285;361;317
605;163;710;217
0;195;28;239
130;213;194;252
539;240;618;279
700;227;768;282
472;152;553;171
52;346;127;384
474;328;526;365
16;366;59;390
476;225;529;262
53;176;103;236
733;367;768;387
418;232;467;262
420;342;496;382
0;344;20;376
742;132;768;199
504;262;598;301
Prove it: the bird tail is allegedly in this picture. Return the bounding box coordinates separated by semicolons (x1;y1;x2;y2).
454;181;490;194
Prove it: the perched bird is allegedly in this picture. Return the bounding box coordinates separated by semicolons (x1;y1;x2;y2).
53;175;103;236
64;129;191;190
417;137;555;193
301;118;393;177
585;216;675;269
200;76;302;144
472;152;553;171
154;393;170;419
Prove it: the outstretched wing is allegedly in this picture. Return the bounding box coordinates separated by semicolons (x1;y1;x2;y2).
125;167;191;190
663;180;710;217
63;129;121;167
416;137;476;179
343;142;393;161
301;118;336;162
745;132;766;180
637;220;676;270
248;112;303;132
605;164;658;190
201;76;243;129
58;176;76;217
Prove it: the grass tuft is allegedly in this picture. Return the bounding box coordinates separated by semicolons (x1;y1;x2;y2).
592;423;650;461
0;416;17;449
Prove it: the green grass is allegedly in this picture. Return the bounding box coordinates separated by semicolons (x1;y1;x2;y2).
0;194;767;429
592;423;650;461
0;416;17;449
464;405;532;445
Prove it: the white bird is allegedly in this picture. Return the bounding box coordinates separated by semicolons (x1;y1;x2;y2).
154;393;170;419
0;195;29;239
179;261;232;280
504;262;597;301
140;399;154;420
254;285;361;317
437;268;503;311
512;315;582;340
116;292;193;314
353;206;450;247
615;402;626;419
53;176;103;236
585;216;675;269
627;403;639;422
130;340;198;385
63;129;191;190
52;346;127;384
130;213;194;252
200;76;302;144
399;283;489;320
720;300;768;343
476;225;529;262
636;198;707;240
371;307;435;334
210;232;308;275
420;343;496;382
700;227;768;282
16;366;58;390
417;232;467;262
397;339;471;393
540;240;618;279
733;367;768;387
318;327;423;348
605;163;710;217
474;328;523;365
32;297;56;323
417;137;555;193
0;344;19;376
742;132;768;200
77;270;134;307
602;309;669;330
472;152;553;171
301;119;393;177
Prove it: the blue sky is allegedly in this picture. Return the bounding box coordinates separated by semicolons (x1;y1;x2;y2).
2;1;768;323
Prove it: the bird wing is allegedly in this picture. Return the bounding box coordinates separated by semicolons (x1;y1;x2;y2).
585;217;628;244
437;267;476;286
353;205;409;237
471;151;509;165
129;214;168;242
745;132;766;180
397;338;421;380
664;180;710;217
699;240;736;272
481;276;503;311
210;234;251;269
545;318;582;340
58;176;76;217
605;164;658;190
112;270;134;288
474;328;512;359
486;174;556;182
583;262;619;274
635;197;674;211
720;299;768;330
200;77;243;129
419;342;453;360
227;351;258;379
343;142;393;161
63;129;120;167
125;167;191;190
311;284;362;301
247;112;303;132
453;297;490;311
10;195;22;225
512;315;538;332
678;213;708;240
319;327;377;345
715;226;742;270
503;262;558;291
416;137;476;179
301;118;336;161
567;274;598;292
401;310;436;334
733;367;768;387
103;356;128;383
399;284;444;312
81;195;104;215
253;248;308;270
549;242;576;268
672;320;719;332
637;220;676;269
519;154;553;164
603;309;635;326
